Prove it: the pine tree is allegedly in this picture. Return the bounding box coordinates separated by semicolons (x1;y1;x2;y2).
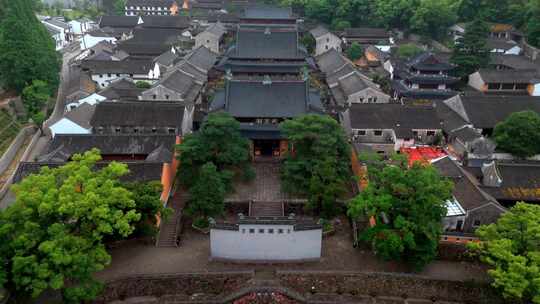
451;17;490;79
0;0;60;93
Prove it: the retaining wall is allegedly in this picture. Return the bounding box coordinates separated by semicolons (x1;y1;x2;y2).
94;271;254;303
277;271;501;304
0;126;34;174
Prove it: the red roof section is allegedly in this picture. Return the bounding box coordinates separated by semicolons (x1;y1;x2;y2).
400;146;446;166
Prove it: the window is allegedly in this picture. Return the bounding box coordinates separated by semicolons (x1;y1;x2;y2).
207;40;210;43
278;229;284;234
99;74;103;78
107;73;111;77
152;127;157;133
133;128;139;133
165;94;170;100
473;220;481;227
325;45;328;50
152;95;157;100
168;128;175;134
413;131;418;137
258;229;265;234
374;130;383;136
268;229;274;234
427;131;436;136
249;228;255;234
242;229;246;233
356;130;366;136
115;127;121;133
326;37;329;42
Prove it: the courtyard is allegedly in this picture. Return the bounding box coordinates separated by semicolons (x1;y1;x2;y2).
96;215;489;283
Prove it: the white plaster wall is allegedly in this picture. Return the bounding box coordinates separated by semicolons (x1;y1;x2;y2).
315;33;342;56
531;83;540;96
50;119;91;138
468;72;485;92
211;224;322;261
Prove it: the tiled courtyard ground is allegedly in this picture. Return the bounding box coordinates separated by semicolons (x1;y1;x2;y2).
225;162;305;203
96;215;489;283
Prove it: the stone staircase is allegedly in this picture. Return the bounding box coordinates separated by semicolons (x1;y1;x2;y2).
249;201;284;217
156;191;187;248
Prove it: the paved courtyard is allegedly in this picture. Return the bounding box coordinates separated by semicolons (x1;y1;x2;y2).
96;215;489;283
226;162;305;203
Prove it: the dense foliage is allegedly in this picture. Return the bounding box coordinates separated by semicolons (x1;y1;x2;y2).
22;80;50;115
348;154;453;269
280;0;539;44
186;162;226;226
280;115;351;218
0;0;60;93
0;150;142;302
396;43;423;59
451;18;490;79
177;112;252;189
469;203;540;303
492;111;540;158
346;42;363;61
177;112;252;221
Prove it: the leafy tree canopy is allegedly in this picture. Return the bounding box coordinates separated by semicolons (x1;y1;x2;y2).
177;112;251;189
396;43;423;59
0;149;141;302
469;203;540;303
186;162;226;225
22;80;50;115
493;110;540;158
346;42;363;61
280;114;351;218
451;17;490;79
348;154;453;269
410;0;458;40
0;0;60;93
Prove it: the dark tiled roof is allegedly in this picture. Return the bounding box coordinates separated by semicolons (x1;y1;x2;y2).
13;161;163;184
39;134;176;162
99;16;139;29
98;78;145;101
348;104;441;138
242;5;293;20
314;48;347;74
450;126;483;143
406;52;455;71
183;46;218;71
64;103;96;129
343;27;389;38
81;58;153;74
140;15;191;29
480;162;540;202
486;38;518;51
126;0;177;7
448;95;540;129
309;25;330;38
210;80;323;118
476;68;538;83
490;54;540;71
232;26;304;59
90;101;185;128
432;157;502;211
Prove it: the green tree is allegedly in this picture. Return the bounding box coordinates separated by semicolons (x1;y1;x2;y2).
123;181;172;238
186;162;226;227
373;0;418;30
300;34;316;55
332;19;351;31
31;111;46;132
410;0;458;40
450;17;490;79
0;0;60;93
0;149;141;302
348;154;453;269
176;112;251;189
113;0;126;15
22;80;50;115
280;114;351;218
469;203;540;303
492;111;540;158
346;42;363;61
396;43;423;59
526;0;540;47
135;81;152;89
